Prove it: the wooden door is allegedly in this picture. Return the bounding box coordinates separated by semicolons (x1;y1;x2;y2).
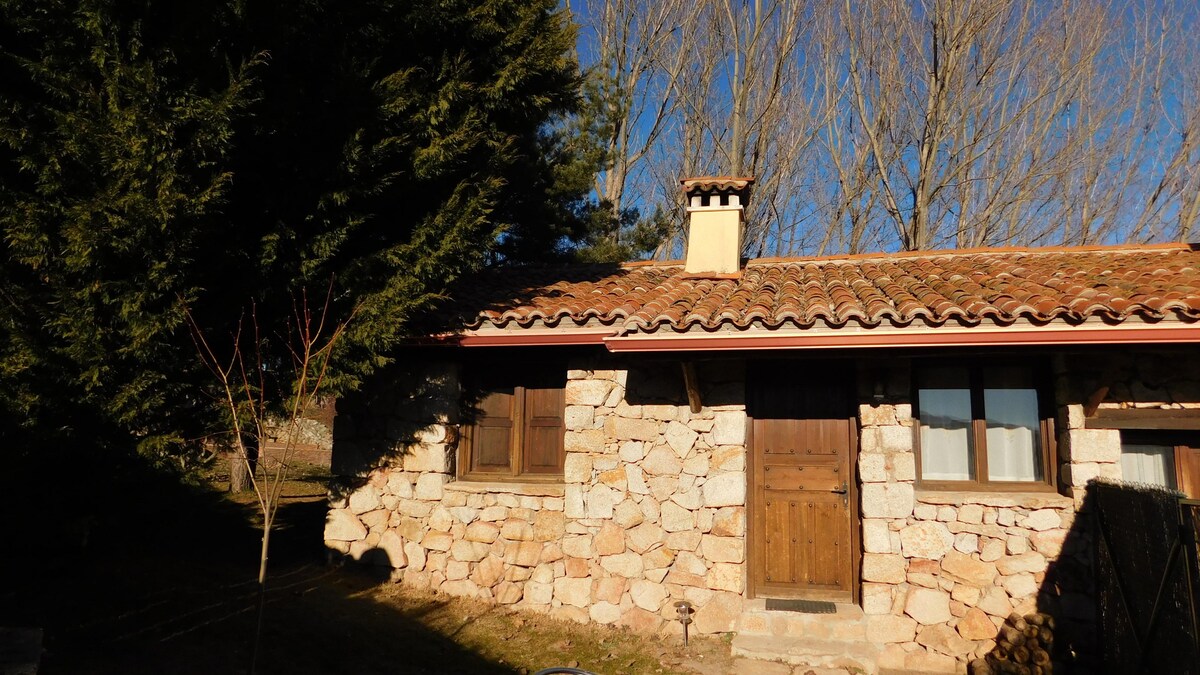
748;362;857;601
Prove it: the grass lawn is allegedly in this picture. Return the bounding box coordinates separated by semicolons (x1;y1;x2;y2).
1;464;735;675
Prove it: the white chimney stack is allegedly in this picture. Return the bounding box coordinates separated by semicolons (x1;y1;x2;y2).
680;176;754;275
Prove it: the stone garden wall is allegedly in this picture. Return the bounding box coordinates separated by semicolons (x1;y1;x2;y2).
324;357;751;634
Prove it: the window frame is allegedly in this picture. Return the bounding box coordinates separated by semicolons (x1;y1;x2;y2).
458;363;566;483
912;360;1057;492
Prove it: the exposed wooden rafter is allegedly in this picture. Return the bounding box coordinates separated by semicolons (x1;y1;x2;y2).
681;362;702;414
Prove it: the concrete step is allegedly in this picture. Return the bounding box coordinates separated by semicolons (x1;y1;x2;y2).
731;633;880;674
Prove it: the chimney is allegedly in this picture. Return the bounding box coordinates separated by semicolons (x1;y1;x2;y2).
681;176;754;275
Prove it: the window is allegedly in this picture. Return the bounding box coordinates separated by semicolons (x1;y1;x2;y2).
1119;432;1200;496
1119;440;1177;489
915;363;1054;489
460;363;565;481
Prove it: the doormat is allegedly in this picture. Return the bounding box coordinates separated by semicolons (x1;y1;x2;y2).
764;599;836;614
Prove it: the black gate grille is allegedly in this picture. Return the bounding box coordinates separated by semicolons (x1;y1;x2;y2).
1093;482;1200;674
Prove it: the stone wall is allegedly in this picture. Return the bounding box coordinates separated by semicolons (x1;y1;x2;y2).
857;393;1092;673
324;357;751;634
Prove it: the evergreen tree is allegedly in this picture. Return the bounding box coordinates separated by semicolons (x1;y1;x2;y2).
0;0;584;469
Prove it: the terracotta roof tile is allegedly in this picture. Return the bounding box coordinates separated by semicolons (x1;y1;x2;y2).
450;244;1200;334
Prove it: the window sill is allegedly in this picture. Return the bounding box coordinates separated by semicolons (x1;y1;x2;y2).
445;480;565;497
915;490;1072;510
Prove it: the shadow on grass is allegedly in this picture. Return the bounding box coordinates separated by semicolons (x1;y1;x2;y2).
0;466;514;675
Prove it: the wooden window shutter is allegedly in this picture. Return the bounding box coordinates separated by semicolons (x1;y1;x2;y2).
522;384;565;474
472;387;516;474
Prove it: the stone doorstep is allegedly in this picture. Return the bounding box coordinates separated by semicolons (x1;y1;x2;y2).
738;600;867;640
730;634;880;675
733;602;879;674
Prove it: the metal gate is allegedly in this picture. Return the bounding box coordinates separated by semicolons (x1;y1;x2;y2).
1093;482;1200;674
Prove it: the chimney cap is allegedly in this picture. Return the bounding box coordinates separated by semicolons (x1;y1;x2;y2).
680;176;755;193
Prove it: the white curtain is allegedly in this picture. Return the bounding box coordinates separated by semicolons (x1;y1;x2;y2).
920;386;972;480
984;387;1041;482
1120;443;1176;488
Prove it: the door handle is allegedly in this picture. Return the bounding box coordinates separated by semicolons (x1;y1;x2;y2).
831;481;848;507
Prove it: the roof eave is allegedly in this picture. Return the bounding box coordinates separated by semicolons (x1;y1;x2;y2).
602;322;1200;352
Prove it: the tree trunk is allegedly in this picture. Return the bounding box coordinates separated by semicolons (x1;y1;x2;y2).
229;435;258;492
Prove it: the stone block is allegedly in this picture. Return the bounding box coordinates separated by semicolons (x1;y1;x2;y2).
976;586;1012;617
500;519;534;542
691;591;742;634
1030;529;1067;557
880;425;914;452
564;405;594;431
324;509;364;540
348;486;382;514
1001;572;1038;598
422;531;453;552
562;534;593;559
629;579;668;612
589;601;622;624
403;444;451;473
890;452;916;481
904;587;952;625
585;484;616;519
440;579;481;599
861;483;915;519
900;521;954;559
414;474;447;501
705;563;742;592
702;472;745;507
710;507;745;537
566;380;612;406
1066;428;1121;463
958;503;984;525
504;541;542;567
700;535;744;563
860;404;898;427
860;453;887;483
862;553;906;583
404;542;426;571
554;577;592;607
375;530;407;567
450;540;489;563
711;411;747;446
957;607;997;640
643;446;684;475
594;521;626;556
661;501;694;532
682;454;710;477
563;453;592;483
627;522;664;554
600;551;644;578
941;551;997;586
1020;509;1061;532
954;533;979;554
608;416;659;442
564;429;605;454
664;421;699;458
862;583;894;614
996;551;1048;575
917;624;974;657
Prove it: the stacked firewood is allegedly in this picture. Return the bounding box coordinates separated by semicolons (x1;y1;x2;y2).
969;612;1057;675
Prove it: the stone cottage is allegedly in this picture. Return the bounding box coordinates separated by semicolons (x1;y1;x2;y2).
325;177;1200;672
